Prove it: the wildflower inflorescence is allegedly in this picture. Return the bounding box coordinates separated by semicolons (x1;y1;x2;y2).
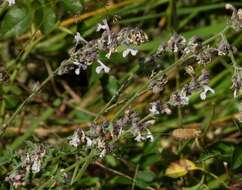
58;20;148;76
69;108;156;158
66;9;242;158
4;4;242;188
5;145;46;188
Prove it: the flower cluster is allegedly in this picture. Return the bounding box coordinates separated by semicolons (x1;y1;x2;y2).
5;145;46;188
58;19;148;76
232;70;242;98
155;33;236;66
149;74;168;94
149;101;171;115
169;69;215;106
225;4;242;31
20;145;46;174
5;170;25;189
69;109;155;158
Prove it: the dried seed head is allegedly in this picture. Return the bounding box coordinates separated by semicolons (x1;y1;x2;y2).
183;79;199;96
225;4;242;31
112;120;123;139
185;65;195;76
171;128;201;140
160;103;172;115
184;36;203;55
196;48;218;65
112;15;122;24
169;89;189;106
150;74;168;94
239;103;242;122
231;70;242;98
197;69;210;86
0;69;9;84
165;34;186;53
217;40;231;56
118;27;148;46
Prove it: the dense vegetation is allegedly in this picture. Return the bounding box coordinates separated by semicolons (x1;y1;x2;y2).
0;0;242;189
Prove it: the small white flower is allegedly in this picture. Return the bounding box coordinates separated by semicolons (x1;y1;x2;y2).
146;129;154;142
99;149;106;158
181;96;189;105
122;48;138;58
85;137;92;148
31;159;41;174
73;61;87;75
96;60;110;74
74;32;87;45
69;129;81;147
225;3;234;10
7;0;15;6
74;32;81;44
149;102;160;115
96;19;109;32
238;9;242;20
200;85;215;100
134;133;145;142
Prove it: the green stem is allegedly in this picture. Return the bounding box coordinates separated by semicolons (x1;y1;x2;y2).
198;168;229;188
71;149;96;185
0;68;59;137
113;54;192;120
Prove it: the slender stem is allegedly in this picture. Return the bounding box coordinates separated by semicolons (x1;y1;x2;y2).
71;149;96;185
0;68;59;136
94;74;134;122
175;53;183;128
113;54;192;120
131;164;139;190
198;168;229;188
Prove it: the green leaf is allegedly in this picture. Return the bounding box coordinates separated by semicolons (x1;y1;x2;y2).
0;6;31;38
105;155;118;167
136;170;156;182
233;148;242;169
35;0;56;34
78;177;100;186
143;154;160;168
4;95;19;109
61;0;83;13
107;76;119;97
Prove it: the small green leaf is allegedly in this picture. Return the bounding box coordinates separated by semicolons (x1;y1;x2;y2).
136;170;156;182
35;0;56;34
233;148;242;169
4;95;19;109
0;6;31;38
61;0;83;13
105;155;118;167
